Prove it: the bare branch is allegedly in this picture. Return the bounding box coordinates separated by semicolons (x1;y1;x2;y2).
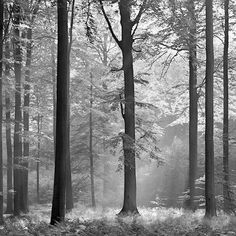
132;47;141;53
119;93;125;119
111;66;123;72
132;0;147;26
99;0;122;49
68;0;75;55
158;42;187;51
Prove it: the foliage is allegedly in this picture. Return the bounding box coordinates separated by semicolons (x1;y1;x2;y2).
0;206;236;235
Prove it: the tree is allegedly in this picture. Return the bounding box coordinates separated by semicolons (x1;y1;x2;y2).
13;0;23;216
4;12;13;214
22;0;41;212
99;0;147;214
223;0;231;213
0;0;4;224
186;0;198;211
89;74;96;208
66;0;75;212
205;0;216;218
22;24;31;214
50;0;69;225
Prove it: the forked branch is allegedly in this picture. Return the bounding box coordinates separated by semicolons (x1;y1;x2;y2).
98;0;122;49
131;0;148;37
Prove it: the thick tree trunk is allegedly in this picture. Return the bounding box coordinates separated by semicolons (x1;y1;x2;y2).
118;0;138;215
65;1;75;211
205;0;216;218
223;0;230;213
50;0;68;225
186;0;198;211
89;78;96;208
0;0;4;224
4;29;13;214
13;1;23;216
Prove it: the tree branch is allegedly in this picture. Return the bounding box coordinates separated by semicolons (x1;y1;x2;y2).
119;93;125;119
132;0;147;27
111;66;123;72
98;0;122;49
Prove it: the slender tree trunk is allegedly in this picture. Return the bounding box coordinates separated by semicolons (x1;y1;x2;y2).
102;141;109;209
205;0;216;218
0;0;4;224
223;0;230;213
65;0;75;211
4;30;13;214
186;0;198;211
101;34;108;209
118;0;138;215
50;0;68;225
36;113;41;204
51;42;56;150
22;27;32;214
89;76;96;208
13;1;23;216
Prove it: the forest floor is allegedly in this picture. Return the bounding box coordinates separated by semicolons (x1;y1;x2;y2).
0;205;236;235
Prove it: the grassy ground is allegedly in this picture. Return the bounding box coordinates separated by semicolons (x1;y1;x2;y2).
0;205;236;235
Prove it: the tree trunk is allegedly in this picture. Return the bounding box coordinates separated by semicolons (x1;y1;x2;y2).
186;0;198;211
102;141;109;209
65;0;75;211
51;42;56;151
0;0;4;224
205;0;216;218
36;113;41;204
89;76;96;208
4;27;13;214
223;0;230;213
118;0;138;215
22;27;32;214
13;1;23;216
50;0;68;225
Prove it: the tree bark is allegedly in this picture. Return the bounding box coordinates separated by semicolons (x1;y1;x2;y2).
36;113;42;204
118;0;138;215
50;0;68;225
0;0;4;224
89;75;96;208
22;27;33;213
51;42;56;150
4;12;13;214
205;0;216;218
186;0;198;211
65;0;75;211
223;0;230;213
13;1;23;216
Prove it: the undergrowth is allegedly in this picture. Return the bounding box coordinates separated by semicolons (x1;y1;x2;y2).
0;205;236;235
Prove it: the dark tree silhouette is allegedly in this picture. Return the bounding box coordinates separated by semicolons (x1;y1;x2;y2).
99;0;147;214
0;0;4;224
66;0;75;212
205;0;216;218
50;0;69;225
186;0;198;211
